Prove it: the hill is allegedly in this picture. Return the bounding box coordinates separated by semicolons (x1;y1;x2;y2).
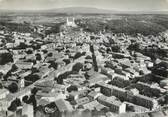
0;7;168;14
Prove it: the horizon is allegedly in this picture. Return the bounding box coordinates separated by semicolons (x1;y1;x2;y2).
0;0;168;11
0;6;168;14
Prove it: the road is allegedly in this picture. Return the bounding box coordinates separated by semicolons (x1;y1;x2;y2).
8;56;86;101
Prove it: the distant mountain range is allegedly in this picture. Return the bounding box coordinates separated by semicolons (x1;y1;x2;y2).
0;7;168;14
43;7;116;14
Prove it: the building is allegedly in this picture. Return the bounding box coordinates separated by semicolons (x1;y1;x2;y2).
112;86;127;100
75;97;90;106
97;95;126;113
22;104;34;117
97;82;113;96
66;17;77;27
97;82;127;99
15;61;33;70
134;94;158;110
55;99;73;113
0;89;9;100
87;91;102;101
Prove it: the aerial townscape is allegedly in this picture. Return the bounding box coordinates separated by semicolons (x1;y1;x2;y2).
0;9;168;117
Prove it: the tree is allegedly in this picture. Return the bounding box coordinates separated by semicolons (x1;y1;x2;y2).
31;67;39;73
45;23;62;35
48;61;58;70
10;64;18;72
56;71;72;84
8;102;17;112
72;63;83;72
36;53;42;61
8;98;21;112
90;45;94;53
24;87;38;110
26;49;33;54
85;55;92;59
127;43;140;52
27;88;38;110
63;59;71;65
42;50;48;54
31;87;38;95
0;72;3;80
0;53;13;65
25;74;40;82
0;83;3;89
22;95;29;104
67;85;78;92
73;52;82;60
111;45;121;52
8;82;18;93
92;54;98;72
18;43;28;49
65;49;70;54
47;53;53;57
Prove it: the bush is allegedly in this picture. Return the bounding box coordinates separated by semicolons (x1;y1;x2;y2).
48;61;58;70
8;82;18;93
73;52;82;60
72;63;83;72
67;85;78;92
0;53;13;65
63;59;71;65
35;53;42;61
85;55;92;59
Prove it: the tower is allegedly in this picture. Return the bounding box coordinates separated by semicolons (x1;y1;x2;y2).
66;17;77;27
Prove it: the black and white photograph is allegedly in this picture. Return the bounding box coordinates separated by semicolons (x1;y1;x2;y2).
0;0;168;117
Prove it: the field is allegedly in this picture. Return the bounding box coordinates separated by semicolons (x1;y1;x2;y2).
0;12;168;35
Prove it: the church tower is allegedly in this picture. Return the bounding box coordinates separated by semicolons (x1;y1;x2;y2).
66;17;77;27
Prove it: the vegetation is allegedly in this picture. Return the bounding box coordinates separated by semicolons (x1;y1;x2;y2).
0;53;13;65
8;82;18;93
72;62;83;72
45;22;63;35
78;15;168;36
67;85;78;92
0;22;32;33
73;52;86;60
8;98;21;112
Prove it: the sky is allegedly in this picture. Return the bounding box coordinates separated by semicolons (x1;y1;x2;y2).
0;0;168;11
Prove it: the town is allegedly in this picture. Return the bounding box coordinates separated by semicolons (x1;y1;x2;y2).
0;16;168;117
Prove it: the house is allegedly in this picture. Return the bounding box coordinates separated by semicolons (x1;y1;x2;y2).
97;82;113;96
0;99;9;111
55;99;73;112
22;104;34;117
87;91;102;101
83;100;102;111
0;49;8;54
124;67;139;78
56;60;66;69
34;66;51;78
97;95;126;113
100;67;115;79
134;94;158;110
69;91;80;100
69;90;88;100
124;102;149;113
75;97;90;106
37;93;66;106
88;72;110;86
112;86;127;100
145;61;154;68
0;63;12;74
0;89;9;99
15;61;33;70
